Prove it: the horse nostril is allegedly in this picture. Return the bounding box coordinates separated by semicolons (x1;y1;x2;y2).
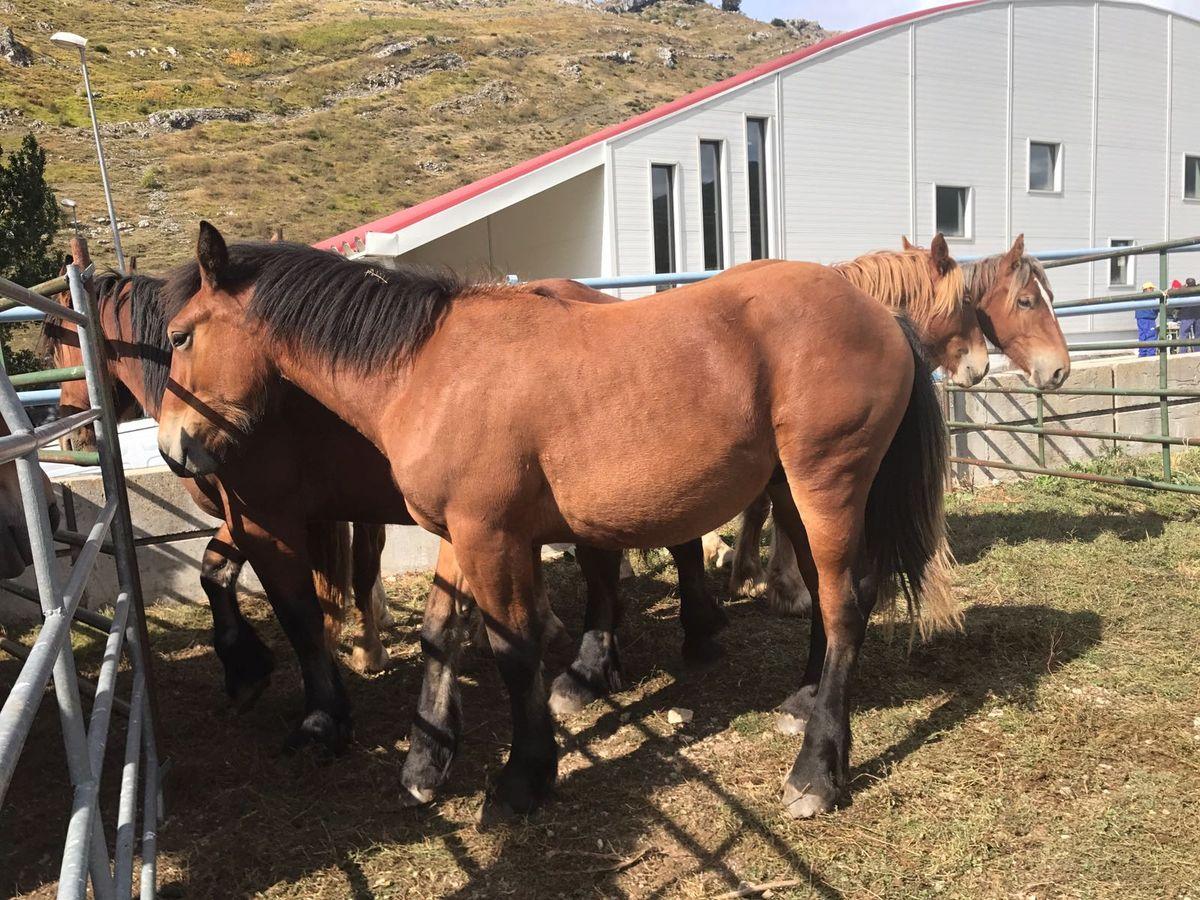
1052;367;1067;387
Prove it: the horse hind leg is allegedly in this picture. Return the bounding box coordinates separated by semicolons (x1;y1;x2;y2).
764;521;814;616
550;544;623;717
401;539;471;806
730;490;771;597
349;522;390;674
672;538;729;664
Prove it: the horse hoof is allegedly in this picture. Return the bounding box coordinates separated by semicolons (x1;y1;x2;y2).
775;711;806;736
399;783;437;808
765;584;812;616
350;642;390;674
732;575;768;599
549;671;600;717
478;764;553;825
781;781;835;819
229;675;270;714
681;635;724;667
283;710;352;755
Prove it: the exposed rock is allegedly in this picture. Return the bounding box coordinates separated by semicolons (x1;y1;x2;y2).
165;46;178;57
127;47;148;58
558;60;583;80
147;107;254;131
602;0;660;12
159;60;172;71
0;106;23;125
417;159;448;174
360;52;465;91
373;35;458;58
720;0;740;10
770;17;830;44
430;79;520;114
492;46;532;59
137;219;150;228
599;49;634;64
0;26;32;67
667;707;694;725
656;46;676;68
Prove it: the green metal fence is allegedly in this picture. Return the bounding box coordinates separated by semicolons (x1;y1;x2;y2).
945;236;1200;495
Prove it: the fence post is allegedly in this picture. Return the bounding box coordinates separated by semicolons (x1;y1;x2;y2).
1159;249;1172;481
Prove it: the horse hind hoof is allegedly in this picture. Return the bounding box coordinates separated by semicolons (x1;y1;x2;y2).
548;670;602;717
477;767;553;826
399;783;437;808
350;642;390;674
781;782;836;819
774;711;806;736
228;675;270;715
283;710;352;756
765;584;812;616
681;635;724;667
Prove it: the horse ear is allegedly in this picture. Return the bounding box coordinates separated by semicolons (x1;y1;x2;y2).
1003;234;1025;272
197;220;230;289
930;233;953;275
901;236;916;251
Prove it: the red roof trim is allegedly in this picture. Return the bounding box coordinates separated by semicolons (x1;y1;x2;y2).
316;0;984;251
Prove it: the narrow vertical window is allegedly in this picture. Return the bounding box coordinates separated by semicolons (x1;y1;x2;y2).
1028;141;1062;192
651;164;676;277
700;140;724;270
746;118;769;259
1109;238;1134;287
1185;154;1200;200
935;185;970;238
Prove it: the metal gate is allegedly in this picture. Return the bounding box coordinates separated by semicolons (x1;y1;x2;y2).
0;265;160;899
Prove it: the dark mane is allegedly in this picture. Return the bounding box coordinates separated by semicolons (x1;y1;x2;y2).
106;272;170;414
161;242;469;373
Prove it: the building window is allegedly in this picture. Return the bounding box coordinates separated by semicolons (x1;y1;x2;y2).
699;140;724;270
1109;238;1134;287
934;185;971;239
1185;154;1200;200
1028;141;1062;192
651;164;677;278
746;118;770;259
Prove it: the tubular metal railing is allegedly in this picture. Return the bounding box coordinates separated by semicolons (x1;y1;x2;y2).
0;265;160;899
574;236;1200;495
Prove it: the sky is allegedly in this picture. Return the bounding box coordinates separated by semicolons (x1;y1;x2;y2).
739;0;1200;30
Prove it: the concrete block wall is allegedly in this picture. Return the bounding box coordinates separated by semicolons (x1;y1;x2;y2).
952;353;1200;486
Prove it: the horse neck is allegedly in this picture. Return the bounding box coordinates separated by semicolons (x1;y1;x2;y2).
269;342;405;450
99;298;158;416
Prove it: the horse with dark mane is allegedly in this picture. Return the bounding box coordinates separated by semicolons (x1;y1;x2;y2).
157;222;959;819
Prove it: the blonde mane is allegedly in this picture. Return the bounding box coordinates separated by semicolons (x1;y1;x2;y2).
832;248;965;327
962;253;1053;308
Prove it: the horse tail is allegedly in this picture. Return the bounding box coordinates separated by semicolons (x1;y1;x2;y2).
308;521;353;650
863;315;960;639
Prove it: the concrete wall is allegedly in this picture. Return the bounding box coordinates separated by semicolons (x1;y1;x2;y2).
0;465;444;622
950;352;1200;486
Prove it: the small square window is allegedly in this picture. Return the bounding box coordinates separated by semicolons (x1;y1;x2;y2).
1029;141;1062;192
1109;238;1134;288
1185;154;1200;200
935;185;970;238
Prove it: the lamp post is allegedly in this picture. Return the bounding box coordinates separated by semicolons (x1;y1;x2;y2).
60;198;79;235
49;32;125;272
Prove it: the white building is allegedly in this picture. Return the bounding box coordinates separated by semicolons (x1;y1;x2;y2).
318;0;1200;342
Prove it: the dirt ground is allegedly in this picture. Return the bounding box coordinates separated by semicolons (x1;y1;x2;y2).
3;452;1200;898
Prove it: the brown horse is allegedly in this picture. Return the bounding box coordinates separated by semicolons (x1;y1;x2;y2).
157;223;958;819
48;261;728;773
732;235;1072;621
0;418;61;578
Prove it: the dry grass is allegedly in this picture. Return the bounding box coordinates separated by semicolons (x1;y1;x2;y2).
0;0;809;268
3;451;1200;898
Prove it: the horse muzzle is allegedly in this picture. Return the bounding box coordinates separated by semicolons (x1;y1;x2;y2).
1031;356;1071;391
158;428;220;477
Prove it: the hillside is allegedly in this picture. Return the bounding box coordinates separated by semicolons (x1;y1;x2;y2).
0;0;827;270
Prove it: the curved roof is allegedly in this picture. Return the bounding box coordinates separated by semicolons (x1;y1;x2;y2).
316;0;1187;252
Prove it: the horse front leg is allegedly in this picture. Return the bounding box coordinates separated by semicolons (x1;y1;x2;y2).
401;538;471;805
202;523;275;712
549;543;623;716
671;538;729;664
453;528;556;821
237;518;352;754
730;490;772;597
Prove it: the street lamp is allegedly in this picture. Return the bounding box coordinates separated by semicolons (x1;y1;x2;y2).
49;31;125;272
60;198;79;234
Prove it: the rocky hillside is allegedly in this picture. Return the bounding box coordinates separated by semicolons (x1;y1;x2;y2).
0;0;827;268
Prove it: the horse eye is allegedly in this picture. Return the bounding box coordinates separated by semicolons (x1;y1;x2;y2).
170;331;192;350
1017;296;1035;310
